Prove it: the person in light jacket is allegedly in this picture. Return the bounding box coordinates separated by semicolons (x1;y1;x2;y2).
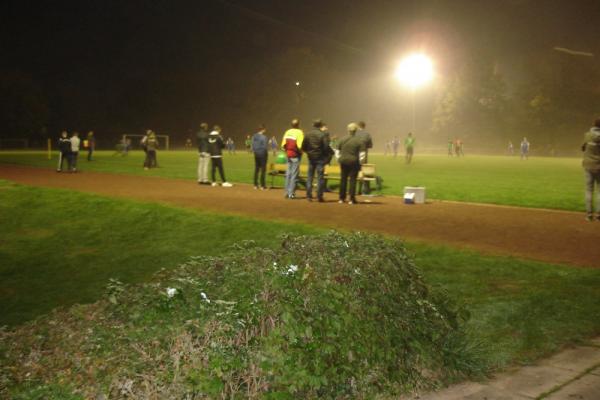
582;118;600;221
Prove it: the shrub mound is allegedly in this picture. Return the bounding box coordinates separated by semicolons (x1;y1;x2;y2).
1;232;482;399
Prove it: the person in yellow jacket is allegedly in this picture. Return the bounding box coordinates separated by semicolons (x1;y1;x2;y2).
281;118;304;199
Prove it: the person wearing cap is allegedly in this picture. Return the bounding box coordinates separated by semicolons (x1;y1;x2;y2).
302;119;330;202
337;123;366;204
281;118;304;199
582;118;600;221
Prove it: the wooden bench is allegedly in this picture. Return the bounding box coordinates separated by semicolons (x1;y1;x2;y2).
268;162;377;190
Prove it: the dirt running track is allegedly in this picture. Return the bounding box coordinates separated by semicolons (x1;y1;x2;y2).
1;164;599;268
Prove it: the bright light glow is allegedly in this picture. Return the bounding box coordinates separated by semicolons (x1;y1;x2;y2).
295;81;300;86
394;54;434;89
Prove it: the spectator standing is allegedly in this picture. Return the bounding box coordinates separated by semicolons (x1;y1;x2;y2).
356;121;373;194
454;138;464;157
57;131;71;172
405;132;415;164
392;136;400;158
252;124;269;189
508;141;514;155
582;119;600;221
208;125;233;187
196;122;211;185
281;118;304;199
337;123;366;204
69;132;81;172
269;135;278;156
321;124;335;192
143;131;159;169
245;135;252;153
141;130;150;155
225;138;234;155
302;119;330;202
520;137;530;160
86;131;95;161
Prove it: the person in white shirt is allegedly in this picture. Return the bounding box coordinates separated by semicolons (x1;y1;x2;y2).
69;132;81;172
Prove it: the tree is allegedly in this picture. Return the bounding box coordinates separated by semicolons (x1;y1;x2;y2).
432;57;510;148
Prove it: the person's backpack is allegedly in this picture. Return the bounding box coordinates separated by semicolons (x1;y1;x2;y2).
284;137;301;158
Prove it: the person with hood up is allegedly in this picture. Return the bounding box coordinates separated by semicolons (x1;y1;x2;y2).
582;118;600;221
207;125;233;187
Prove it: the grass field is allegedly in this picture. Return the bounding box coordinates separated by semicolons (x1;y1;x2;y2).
0;150;586;211
1;180;599;368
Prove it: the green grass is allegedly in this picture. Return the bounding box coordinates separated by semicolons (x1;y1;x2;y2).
0;150;586;211
411;243;600;366
1;180;599;370
0;180;320;326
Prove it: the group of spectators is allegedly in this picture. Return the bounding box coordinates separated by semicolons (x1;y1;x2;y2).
274;118;372;204
194;118;373;204
54;118;600;221
56;131;95;172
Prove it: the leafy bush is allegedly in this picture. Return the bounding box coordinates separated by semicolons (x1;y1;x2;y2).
1;232;484;399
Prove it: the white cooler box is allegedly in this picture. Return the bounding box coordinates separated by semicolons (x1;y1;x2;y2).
403;186;426;204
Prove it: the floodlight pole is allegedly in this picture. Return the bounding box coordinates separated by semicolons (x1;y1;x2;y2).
411;88;416;133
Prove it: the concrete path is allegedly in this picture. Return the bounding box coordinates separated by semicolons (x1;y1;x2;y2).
405;338;600;400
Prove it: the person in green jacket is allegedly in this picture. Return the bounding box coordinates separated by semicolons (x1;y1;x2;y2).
337;122;366;204
404;132;415;164
582;118;600;221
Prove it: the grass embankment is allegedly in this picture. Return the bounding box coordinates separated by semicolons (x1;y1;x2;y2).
2;233;485;398
0;150;585;211
0;180;319;326
1;179;599;369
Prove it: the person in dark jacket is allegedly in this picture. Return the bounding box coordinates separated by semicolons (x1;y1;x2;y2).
208;125;233;187
356;121;373;194
86;131;95;161
337;123;366;204
582;118;600;221
143;131;159;169
196;122;211;184
57;131;71;172
301;119;330;202
252;124;269;189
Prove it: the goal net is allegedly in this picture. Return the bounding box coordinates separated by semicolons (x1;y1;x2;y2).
121;134;170;150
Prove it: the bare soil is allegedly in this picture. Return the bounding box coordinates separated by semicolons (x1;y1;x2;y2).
1;164;599;268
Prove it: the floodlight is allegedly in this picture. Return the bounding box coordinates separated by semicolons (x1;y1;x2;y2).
394;54;434;89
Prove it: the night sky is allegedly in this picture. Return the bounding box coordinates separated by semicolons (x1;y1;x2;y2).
1;0;599;144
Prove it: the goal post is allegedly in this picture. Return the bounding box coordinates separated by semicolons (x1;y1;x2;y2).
122;134;170;150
